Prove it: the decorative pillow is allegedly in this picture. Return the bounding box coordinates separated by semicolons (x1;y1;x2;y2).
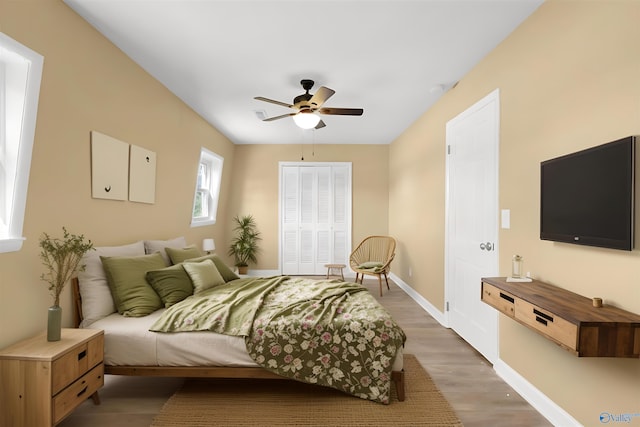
77;240;145;327
165;245;202;265
183;259;226;294
145;264;193;307
358;261;384;270
101;252;166;317
144;237;187;265
184;254;240;282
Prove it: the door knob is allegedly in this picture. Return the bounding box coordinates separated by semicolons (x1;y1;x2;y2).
480;242;494;251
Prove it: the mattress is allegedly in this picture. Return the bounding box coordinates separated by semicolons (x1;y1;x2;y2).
88;310;257;367
87;310;403;371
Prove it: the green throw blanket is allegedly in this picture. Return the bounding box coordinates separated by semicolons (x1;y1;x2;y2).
149;276;406;404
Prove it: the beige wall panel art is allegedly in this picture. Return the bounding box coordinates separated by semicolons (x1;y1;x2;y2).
90;131;129;201
129;145;156;204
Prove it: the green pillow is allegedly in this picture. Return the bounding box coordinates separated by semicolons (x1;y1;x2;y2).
183;259;225;294
145;264;194;307
358;261;384;269
101;253;166;317
185;254;240;282
165;246;202;264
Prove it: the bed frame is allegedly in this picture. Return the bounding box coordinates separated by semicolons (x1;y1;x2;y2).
71;277;406;402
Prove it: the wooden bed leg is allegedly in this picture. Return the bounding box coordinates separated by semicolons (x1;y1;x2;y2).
90;391;101;405
392;370;405;402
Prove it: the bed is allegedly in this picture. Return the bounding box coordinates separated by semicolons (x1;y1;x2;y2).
73;238;406;404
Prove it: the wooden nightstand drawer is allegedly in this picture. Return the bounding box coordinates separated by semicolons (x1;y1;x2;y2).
481;282;515;317
53;363;104;424
51;332;103;395
515;299;578;351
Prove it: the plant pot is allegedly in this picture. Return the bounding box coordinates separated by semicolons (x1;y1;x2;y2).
47;305;62;342
237;265;248;275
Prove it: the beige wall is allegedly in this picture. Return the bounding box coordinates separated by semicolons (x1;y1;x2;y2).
0;2;236;348
390;1;640;425
2;0;638;424
228;144;389;270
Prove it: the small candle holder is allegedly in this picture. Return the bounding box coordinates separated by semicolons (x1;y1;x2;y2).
511;255;523;278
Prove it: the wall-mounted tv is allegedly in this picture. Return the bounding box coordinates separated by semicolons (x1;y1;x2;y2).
540;136;636;251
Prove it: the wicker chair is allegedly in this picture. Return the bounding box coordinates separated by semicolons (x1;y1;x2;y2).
349;235;396;296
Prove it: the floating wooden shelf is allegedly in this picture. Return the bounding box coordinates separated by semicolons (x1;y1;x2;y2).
481;277;640;358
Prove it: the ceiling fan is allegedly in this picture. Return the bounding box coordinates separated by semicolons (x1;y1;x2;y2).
254;79;364;129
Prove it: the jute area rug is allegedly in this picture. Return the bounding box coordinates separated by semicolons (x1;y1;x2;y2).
151;354;463;427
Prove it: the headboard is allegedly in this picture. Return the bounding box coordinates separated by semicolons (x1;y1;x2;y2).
71;277;83;328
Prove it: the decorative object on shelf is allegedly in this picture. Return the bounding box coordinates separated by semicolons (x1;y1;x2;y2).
203;238;215;254
592;297;603;308
228;215;261;275
511;254;523;278
39;227;94;341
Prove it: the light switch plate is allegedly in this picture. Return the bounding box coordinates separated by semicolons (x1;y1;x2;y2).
501;209;510;229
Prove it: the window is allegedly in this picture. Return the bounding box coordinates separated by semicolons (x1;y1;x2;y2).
191;148;223;227
0;33;43;253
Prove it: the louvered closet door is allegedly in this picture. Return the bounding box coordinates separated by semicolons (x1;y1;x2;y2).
280;163;351;275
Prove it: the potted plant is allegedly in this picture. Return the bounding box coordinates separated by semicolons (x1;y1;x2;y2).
228;215;261;275
39;227;94;341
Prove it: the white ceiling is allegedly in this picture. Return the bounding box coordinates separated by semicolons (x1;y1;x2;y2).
63;0;542;145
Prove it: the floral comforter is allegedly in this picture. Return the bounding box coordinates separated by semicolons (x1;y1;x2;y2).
149;276;406;404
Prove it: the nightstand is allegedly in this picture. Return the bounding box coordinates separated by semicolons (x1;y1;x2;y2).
0;328;104;426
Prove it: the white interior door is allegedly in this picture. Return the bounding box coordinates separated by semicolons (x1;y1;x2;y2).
280;162;351;275
445;89;500;363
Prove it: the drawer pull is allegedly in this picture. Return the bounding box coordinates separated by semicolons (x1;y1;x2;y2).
77;386;88;397
533;309;553;323
535;316;548;326
499;292;514;304
77;350;87;360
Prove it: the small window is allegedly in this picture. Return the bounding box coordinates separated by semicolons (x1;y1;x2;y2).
191;148;223;227
0;33;43;253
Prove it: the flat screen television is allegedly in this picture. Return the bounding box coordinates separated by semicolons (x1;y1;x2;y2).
540;136;636;251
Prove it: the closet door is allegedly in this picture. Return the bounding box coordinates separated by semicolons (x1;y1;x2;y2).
280;163;351;275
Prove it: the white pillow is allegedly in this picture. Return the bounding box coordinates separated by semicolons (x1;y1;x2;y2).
77;241;145;327
144;237;187;265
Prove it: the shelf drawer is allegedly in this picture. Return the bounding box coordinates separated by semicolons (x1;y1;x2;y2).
481;282;515;317
53;363;104;424
515;299;578;351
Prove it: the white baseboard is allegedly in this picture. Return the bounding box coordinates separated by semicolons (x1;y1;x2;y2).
494;360;582;427
389;273;448;327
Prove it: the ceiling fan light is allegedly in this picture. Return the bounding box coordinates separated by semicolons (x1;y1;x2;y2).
293;111;321;129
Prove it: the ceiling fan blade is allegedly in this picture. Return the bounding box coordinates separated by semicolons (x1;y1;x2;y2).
262;112;296;122
318;107;364;116
315;120;326;129
309;86;335;108
254;96;294;109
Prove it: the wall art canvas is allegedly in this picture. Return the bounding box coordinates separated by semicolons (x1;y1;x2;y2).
129;144;156;204
90;131;129;201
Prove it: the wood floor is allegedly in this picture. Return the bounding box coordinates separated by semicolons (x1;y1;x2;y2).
59;277;552;427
